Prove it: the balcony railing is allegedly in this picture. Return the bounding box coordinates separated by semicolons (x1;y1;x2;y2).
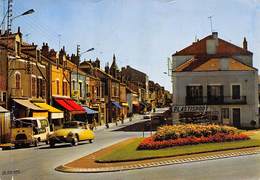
186;96;247;105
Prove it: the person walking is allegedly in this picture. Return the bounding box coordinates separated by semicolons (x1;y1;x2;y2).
92;117;97;130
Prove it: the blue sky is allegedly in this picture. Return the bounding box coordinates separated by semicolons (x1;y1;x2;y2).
2;0;260;92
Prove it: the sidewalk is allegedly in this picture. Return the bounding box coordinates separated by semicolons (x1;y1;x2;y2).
94;114;143;132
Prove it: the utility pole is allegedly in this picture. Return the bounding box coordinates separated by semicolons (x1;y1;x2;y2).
5;0;12;109
76;44;80;99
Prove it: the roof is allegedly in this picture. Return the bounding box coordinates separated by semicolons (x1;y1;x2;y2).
172;34;252;56
0;106;9;113
175;56;256;72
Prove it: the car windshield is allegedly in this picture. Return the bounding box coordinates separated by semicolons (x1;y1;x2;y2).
13;119;37;128
63;122;79;128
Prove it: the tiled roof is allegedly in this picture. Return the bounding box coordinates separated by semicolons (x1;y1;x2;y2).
175;56;255;72
172;35;252;56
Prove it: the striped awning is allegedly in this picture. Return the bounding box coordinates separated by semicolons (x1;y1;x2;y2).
0;106;9;113
13;99;44;111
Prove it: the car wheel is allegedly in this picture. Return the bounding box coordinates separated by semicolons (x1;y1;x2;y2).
71;136;78;146
89;139;93;143
49;141;55;148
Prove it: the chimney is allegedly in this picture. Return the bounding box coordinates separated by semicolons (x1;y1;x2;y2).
212;32;218;39
105;62;109;73
41;42;49;57
18;26;21;34
243;37;248;50
95;58;100;68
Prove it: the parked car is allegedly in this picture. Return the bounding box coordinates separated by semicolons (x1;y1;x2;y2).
48;121;94;148
143;112;151;119
11;117;52;148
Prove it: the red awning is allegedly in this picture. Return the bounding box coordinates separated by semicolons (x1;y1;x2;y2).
64;99;85;111
55;99;74;111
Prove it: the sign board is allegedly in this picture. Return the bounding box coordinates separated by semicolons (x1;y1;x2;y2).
172;105;209;113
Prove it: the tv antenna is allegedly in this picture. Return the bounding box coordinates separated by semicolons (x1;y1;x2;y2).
208;15;213;33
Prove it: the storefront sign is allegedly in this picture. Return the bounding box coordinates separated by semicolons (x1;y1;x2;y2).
172;105;209;113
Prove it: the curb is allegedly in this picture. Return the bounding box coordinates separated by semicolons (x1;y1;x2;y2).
55;148;260;173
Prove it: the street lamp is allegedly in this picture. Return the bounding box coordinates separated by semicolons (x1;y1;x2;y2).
11;9;35;21
0;9;35;30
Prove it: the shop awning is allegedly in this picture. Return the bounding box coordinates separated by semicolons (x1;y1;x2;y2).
34;103;62;113
13;99;45;111
0;106;9;113
54;98;85;114
55;98;74;111
34;103;64;119
64;99;85;111
112;101;122;109
83;106;98;114
121;102;129;107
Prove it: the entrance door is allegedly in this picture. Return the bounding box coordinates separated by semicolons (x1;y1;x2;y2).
232;108;241;128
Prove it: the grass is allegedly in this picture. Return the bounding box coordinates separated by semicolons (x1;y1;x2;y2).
96;131;260;163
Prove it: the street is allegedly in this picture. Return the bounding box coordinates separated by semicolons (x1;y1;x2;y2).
0;114;260;180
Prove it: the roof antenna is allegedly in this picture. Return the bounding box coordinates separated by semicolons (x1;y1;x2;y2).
208;15;213;33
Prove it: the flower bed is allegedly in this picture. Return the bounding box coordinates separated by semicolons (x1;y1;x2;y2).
154;124;237;141
138;124;249;150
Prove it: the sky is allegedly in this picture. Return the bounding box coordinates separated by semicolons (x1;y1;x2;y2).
1;0;260;92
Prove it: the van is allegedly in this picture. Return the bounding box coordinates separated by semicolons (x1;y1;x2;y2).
11;117;52;148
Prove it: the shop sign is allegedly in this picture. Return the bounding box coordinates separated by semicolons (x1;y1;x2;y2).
172;105;209;113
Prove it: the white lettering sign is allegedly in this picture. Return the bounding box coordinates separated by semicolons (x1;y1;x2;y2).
172;105;208;113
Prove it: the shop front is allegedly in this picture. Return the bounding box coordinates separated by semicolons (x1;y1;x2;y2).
34;102;64;130
0;106;10;143
120;102;128;119
111;101;122;123
13;99;48;119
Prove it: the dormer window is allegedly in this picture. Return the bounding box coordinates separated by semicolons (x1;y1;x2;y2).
16;41;21;56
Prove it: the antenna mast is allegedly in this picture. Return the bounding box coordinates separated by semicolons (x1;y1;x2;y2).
208;15;213;33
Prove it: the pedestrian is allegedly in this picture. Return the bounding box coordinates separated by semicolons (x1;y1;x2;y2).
121;113;124;124
92;117;97;130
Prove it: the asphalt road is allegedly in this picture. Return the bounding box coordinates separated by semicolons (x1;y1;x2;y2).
1;113;260;180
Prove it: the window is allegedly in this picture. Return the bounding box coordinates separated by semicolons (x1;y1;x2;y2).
15;73;21;89
207;85;223;97
37;78;42;98
31;76;36;97
72;80;76;91
232;85;240;99
79;82;82;97
16;41;20;56
63;81;67;96
186;86;203;97
96;86;100;97
92;86;95;97
86;83;89;94
221;108;229;119
56;80;60;95
42;80;46;98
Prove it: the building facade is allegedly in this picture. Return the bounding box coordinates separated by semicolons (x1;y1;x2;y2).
171;32;259;128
